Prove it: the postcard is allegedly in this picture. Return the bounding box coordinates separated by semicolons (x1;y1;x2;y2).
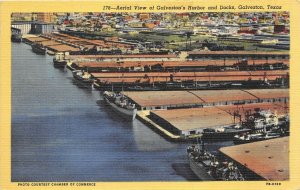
1;0;300;190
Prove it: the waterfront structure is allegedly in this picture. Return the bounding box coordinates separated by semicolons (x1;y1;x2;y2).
219;137;289;180
121;89;288;111
148;102;288;136
188;51;289;60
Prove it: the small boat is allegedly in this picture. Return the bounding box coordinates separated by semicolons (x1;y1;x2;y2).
103;91;137;120
31;43;46;55
11;34;22;43
72;70;94;84
187;138;244;181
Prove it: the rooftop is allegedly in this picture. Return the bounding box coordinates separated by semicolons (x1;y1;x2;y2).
188;51;289;56
123;91;203;107
219;137;289;180
150;102;289;131
91;70;289;79
74;59;289;68
66;54;178;59
122;89;289;107
47;44;80;52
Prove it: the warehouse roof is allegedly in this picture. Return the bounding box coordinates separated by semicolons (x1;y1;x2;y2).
188;51;289;56
66;54;178;59
123;91;204;107
71;59;290;68
219;137;289;181
122;90;289;108
47;44;80;52
150;102;289;131
151;107;233;130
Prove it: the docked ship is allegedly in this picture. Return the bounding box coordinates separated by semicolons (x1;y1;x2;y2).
242;109;279;131
31;43;46;55
103;91;137;120
187;139;244;181
233;111;289;144
53;52;68;68
233;131;282;145
11;34;22;43
72;70;94;85
201;124;251;141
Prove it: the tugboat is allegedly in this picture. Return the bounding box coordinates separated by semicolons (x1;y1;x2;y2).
103;91;137;120
187;138;244;181
31;43;46;55
72;70;94;85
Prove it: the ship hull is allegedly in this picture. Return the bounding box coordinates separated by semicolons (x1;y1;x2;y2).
32;45;46;55
188;155;215;181
104;96;137;120
53;60;67;68
202;129;252;141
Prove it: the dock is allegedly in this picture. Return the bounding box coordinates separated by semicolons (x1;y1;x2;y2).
69;59;289;72
122;89;288;110
219;137;289;180
146;102;288;137
136;110;181;141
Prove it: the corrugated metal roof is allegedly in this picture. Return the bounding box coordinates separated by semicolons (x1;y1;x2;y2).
150;102;289;131
66;54;178;59
219;137;289;181
47;44;80;52
91;70;289;78
122;89;289;107
74;59;289;68
188;51;289;56
123;91;203;107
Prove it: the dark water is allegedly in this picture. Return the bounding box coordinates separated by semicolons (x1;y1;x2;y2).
12;43;232;182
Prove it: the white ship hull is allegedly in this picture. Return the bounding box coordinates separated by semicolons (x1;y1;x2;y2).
104;97;137;120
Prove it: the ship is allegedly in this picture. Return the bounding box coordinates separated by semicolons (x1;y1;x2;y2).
72;70;94;85
233;110;289;144
242;109;279;131
31;43;46;55
187;138;245;181
233;131;282;145
103;91;137;120
201;124;251;141
11;34;22;43
53;52;67;68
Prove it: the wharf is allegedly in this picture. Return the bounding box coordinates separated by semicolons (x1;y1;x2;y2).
219;137;289;180
22;35;81;53
135;102;288;140
70;59;289;71
92;70;289;89
147;102;288;137
136;110;181;141
122;89;288;110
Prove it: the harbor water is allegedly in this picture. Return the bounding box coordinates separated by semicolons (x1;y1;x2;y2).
12;43;233;182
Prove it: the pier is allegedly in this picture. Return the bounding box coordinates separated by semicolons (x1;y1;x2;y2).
219;137;289;180
146;102;288;138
